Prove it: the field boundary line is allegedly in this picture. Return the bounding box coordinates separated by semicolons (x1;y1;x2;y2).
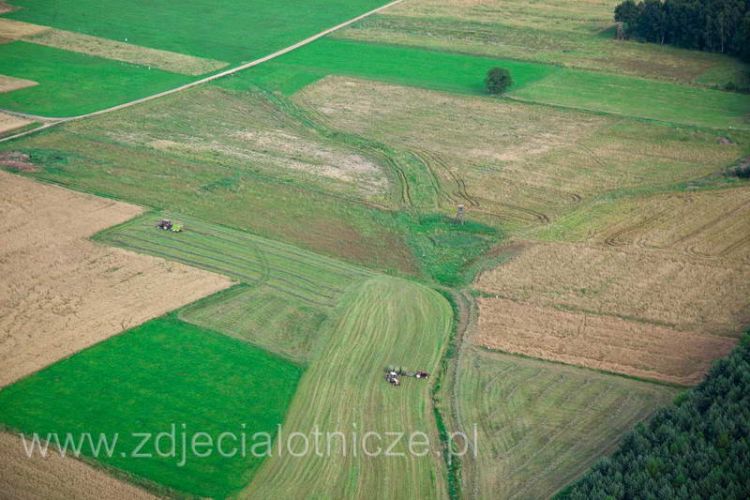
0;0;404;143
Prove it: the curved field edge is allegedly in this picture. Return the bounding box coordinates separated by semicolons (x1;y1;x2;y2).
242;276;453;499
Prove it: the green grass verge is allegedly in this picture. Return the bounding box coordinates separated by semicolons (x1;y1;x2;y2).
244;276;452;498
0;42;189;117
0;316;302;498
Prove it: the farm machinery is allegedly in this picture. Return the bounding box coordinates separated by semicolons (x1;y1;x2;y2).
384;366;430;387
156;219;183;232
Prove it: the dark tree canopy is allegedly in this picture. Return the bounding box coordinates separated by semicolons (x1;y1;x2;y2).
485;67;513;94
614;0;750;61
558;333;750;499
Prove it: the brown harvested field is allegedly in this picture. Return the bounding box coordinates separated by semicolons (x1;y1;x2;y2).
476;298;736;384
539;187;750;265
0;432;155;500
0;112;31;134
0;75;38;93
27;29;228;75
297;77;743;226
0;18;48;39
0;171;232;387
476;242;750;335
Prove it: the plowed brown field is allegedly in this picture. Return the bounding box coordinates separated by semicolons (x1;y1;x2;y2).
0;171;232;387
0;432;155;500
476;298;736;384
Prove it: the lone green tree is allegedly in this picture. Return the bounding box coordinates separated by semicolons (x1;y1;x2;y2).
485;67;512;94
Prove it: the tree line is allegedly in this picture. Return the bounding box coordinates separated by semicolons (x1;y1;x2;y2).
614;0;750;61
557;332;750;499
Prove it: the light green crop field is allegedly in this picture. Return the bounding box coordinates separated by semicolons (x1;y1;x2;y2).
0;316;302;498
0;42;190;116
244;276;453;498
456;347;677;499
336;0;750;89
0;0;389;115
225;39;750;129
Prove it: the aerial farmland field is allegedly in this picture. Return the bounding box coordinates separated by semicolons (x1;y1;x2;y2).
1;0;749;498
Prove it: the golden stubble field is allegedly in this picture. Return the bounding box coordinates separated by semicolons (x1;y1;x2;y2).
0;432;155;500
475;185;750;383
0;171;232;387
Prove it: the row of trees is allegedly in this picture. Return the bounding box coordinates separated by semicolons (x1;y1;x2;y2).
614;0;750;61
558;333;750;499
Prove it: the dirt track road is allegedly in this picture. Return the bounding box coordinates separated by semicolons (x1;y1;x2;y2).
0;0;404;143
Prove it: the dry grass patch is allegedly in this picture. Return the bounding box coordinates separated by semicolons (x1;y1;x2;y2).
0;432;154;500
476;242;750;335
297;77;740;226
27;29;228;75
0;18;48;39
476;298;736;384
0;74;37;93
0;113;31;135
0;171;232;387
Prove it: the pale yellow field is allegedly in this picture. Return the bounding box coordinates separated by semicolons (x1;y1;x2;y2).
27;29;228;75
0;112;32;134
0;171;232;387
476;242;750;335
0;18;47;39
0;432;155;500
0;75;37;93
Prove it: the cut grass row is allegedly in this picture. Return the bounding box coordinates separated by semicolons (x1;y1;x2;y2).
224;38;750;129
0;316;302;498
456;347;677;499
243;276;452;498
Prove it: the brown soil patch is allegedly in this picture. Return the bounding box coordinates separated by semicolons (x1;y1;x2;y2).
0;171;232;387
0;18;48;39
0;114;32;136
0;74;38;93
0;151;36;171
0;432;155;500
476;298;736;384
0;2;15;14
27;29;228;76
476;242;750;335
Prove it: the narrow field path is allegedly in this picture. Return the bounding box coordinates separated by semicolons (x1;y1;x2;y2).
0;0;404;143
243;276;452;499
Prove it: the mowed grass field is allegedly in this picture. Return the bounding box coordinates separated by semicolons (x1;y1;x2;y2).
227;38;750;129
245;276;452;498
0;316;303;498
0;0;389;115
456;347;677;498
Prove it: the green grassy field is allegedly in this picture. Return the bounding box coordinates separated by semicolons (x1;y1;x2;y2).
0;316;302;498
244;276;453;498
456;347;677;498
0;42;189;116
4;0;387;62
224;39;750;129
336;0;750;89
0;0;389;116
